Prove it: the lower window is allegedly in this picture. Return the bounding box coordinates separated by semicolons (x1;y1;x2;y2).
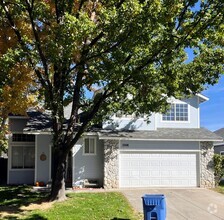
12;146;35;169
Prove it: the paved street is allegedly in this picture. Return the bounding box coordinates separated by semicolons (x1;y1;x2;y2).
121;188;224;220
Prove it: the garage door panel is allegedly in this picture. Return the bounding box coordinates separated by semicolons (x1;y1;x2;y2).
140;161;149;166
120;152;198;187
140;170;150;177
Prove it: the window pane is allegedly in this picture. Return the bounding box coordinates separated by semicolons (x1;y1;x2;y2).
12;147;23;168
162;104;175;121
84;138;95;154
90;138;94;147
84;139;89;153
176;104;188;121
90;139;95;154
24;147;35;168
89;145;95;154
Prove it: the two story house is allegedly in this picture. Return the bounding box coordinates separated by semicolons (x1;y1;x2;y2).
7;94;222;188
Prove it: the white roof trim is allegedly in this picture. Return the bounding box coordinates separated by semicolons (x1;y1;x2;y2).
23;131;99;136
8;116;29;119
196;93;209;103
23;131;49;135
98;136;222;142
214;142;224;146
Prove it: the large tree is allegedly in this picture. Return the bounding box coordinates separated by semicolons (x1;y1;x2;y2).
0;0;223;201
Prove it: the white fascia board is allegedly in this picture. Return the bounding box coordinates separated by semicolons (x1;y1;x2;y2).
196;93;209;103
98;136;222;142
24;131;98;136
84;132;99;136
8;116;29;119
23;131;50;135
214;142;224;146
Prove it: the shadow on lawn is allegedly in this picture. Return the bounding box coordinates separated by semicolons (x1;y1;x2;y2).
24;214;48;220
0;185;49;219
2;214;47;220
111;218;130;220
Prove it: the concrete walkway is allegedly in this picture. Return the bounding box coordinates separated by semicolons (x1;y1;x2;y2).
121;188;224;220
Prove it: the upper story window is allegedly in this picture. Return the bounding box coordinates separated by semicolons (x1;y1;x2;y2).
12;134;35;142
83;138;96;155
162;103;188;121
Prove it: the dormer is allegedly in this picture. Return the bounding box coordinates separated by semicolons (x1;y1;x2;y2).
102;94;208;131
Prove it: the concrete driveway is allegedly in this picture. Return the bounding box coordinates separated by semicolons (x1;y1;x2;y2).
121;188;224;220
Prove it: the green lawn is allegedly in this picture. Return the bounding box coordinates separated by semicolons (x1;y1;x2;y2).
0;186;140;220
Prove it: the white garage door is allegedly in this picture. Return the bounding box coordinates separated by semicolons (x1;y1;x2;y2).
120;152;198;187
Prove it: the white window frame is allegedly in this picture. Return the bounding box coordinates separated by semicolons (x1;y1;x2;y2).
83;137;97;155
11;145;35;169
162;103;189;122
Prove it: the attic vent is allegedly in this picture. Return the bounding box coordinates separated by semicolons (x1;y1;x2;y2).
12;134;35;142
122;143;129;147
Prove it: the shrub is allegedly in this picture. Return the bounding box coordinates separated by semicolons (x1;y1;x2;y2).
213;154;224;186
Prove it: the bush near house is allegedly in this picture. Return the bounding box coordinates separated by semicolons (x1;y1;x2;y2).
213;154;224;186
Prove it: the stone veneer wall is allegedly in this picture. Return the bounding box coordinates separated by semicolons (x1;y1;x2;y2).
104;139;119;189
200;141;215;188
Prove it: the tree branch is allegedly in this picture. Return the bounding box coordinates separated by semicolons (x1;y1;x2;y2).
54;0;61;23
64;68;84;141
175;1;192;31
0;1;48;89
25;0;50;83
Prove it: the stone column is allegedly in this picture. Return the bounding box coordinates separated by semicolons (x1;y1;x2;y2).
200;142;215;188
104;139;119;189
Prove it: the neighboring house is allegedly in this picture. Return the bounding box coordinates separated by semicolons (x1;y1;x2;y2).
214;128;224;155
7;94;222;188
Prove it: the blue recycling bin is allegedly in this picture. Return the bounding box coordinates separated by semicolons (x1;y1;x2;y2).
142;194;166;220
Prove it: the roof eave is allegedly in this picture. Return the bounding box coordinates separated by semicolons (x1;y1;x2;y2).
196;93;209;103
98;136;222;142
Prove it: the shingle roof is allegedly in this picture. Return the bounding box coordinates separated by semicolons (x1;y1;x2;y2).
98;128;223;141
214;128;224;146
24;110;53;132
23;110;95;133
21;110;223;142
214;128;224;138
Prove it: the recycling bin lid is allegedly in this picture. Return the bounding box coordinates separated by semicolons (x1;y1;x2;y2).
142;194;165;206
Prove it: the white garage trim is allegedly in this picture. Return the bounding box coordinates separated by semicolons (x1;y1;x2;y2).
119;149;200;152
119;151;199;188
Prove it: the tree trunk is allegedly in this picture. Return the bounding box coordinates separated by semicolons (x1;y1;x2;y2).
49;147;67;201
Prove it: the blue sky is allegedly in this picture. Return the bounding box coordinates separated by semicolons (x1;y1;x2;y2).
200;75;224;131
